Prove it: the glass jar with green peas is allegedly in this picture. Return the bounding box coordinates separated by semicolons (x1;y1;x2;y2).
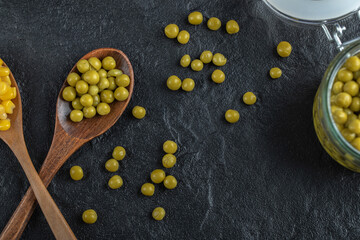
313;43;360;172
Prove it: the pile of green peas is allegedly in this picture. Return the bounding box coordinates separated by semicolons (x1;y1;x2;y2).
164;12;237;103
105;146;126;189
77;12;287;226
207;17;240;34
180;50;227;71
229;41;291;125
223;41;291;124
164;24;190;44
69;145;127;224
269;41;292;79
140;140;179;221
164;11;240;45
166;75;195;92
167;50;227;92
62;56;131;122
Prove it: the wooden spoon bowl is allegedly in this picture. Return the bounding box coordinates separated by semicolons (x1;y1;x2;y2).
58;48;134;139
0;62;21;142
0;48;134;240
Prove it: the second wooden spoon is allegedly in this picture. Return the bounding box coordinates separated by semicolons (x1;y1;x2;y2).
0;62;76;239
0;48;134;240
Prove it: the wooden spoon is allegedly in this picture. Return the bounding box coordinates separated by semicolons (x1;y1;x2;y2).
0;48;134;240
0;62;76;239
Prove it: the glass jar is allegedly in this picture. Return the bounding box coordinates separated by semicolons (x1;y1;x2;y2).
313;42;360;172
263;0;360;171
263;0;360;50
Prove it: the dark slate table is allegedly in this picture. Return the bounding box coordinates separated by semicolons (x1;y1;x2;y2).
1;0;360;239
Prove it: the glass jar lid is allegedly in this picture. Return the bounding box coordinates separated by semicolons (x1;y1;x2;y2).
264;0;360;24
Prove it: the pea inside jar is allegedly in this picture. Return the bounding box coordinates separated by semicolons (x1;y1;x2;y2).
62;56;131;122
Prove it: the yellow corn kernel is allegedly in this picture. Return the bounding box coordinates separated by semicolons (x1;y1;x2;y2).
0;119;10;131
1;76;11;85
0;112;7;120
2;100;15;114
0;82;9;95
0;104;4;114
0;87;16;100
0;66;10;77
11;87;16;98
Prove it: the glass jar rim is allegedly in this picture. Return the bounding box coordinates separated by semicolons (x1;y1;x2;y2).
322;41;360;157
263;0;360;26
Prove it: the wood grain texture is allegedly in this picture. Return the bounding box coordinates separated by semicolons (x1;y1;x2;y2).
0;48;134;240
0;63;77;240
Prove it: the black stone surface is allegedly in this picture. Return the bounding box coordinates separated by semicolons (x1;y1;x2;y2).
0;0;360;239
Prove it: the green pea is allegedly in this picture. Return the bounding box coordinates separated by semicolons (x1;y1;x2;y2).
105;159;119;172
112;146;126;160
88;85;99;96
102;56;116;70
98;69;107;78
77;59;90;73
62;86;76;102
88;57;102;71
100;90;115;104
70;110;83;122
72;98;83;110
75;80;89;95
108;77;117;90
97;102;111;115
114;87;129;101
67;72;81;87
107;69;123;77
83;106;96;118
80;94;93;107
82;70;100;85
108;175;123;189
92;94;100;107
98;77;110;90
115;74;130;87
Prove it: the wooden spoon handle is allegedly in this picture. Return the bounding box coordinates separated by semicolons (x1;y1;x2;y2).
0;186;37;240
1;134;77;240
1;126;86;240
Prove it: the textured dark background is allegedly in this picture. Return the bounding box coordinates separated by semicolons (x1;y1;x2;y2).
0;0;360;239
